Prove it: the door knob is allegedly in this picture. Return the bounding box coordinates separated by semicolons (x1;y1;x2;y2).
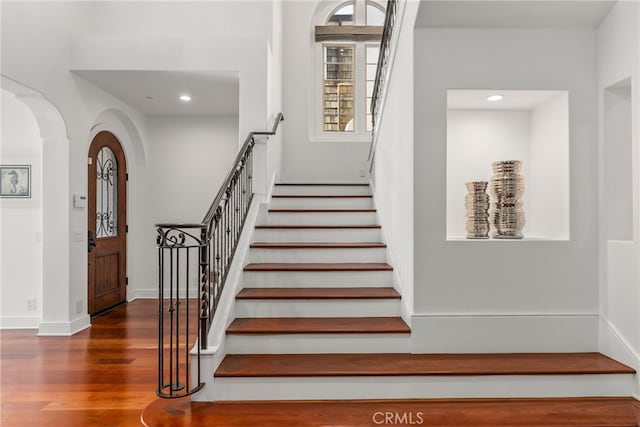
88;230;97;253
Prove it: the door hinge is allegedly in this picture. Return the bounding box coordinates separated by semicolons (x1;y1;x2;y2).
126;173;129;181
88;157;93;165
126;277;129;286
126;225;129;233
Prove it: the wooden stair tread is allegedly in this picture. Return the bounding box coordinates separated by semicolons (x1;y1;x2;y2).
226;317;410;335
142;397;640;427
250;242;386;249
244;263;393;272
271;194;373;198
633;399;640;423
255;224;381;229
269;209;376;212
236;287;400;300
215;353;636;377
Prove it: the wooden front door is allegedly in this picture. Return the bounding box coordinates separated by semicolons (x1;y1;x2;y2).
88;131;127;315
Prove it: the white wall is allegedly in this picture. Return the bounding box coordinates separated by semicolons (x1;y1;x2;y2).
0;89;43;328
266;0;284;195
413;27;599;352
371;1;419;322
597;1;640;379
136;115;238;297
1;1;279;333
281;0;370;182
530;92;570;240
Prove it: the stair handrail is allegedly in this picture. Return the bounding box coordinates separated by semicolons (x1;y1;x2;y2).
155;113;284;398
368;0;397;169
199;112;284;343
202;113;284;232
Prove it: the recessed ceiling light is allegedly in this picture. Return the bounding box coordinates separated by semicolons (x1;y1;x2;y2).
179;94;192;102
487;95;504;102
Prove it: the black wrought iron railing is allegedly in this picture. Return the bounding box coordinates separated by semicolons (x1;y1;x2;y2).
368;0;398;167
155;113;284;398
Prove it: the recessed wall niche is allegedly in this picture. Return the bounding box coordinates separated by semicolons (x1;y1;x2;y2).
446;89;569;240
603;78;632;241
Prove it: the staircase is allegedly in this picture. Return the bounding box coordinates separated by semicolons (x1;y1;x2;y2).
211;183;637;403
221;183;410;363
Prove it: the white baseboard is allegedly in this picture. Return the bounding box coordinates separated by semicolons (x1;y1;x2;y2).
599;316;640;398
38;314;91;336
370;177;412;328
410;314;599;353
0;316;41;329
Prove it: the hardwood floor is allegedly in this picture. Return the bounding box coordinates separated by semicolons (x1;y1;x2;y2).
141;397;640;427
3;300;640;427
0;300;168;427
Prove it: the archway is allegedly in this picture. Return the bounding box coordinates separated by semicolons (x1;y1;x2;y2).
1;76;73;335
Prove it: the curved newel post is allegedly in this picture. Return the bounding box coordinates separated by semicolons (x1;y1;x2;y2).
155;224;206;398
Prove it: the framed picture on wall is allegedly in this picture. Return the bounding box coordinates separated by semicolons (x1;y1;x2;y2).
0;165;31;198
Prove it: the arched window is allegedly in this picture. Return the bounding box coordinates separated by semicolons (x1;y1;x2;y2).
314;0;385;137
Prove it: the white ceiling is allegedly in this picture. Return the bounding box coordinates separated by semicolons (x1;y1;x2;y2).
74;70;239;116
416;1;616;28
447;89;565;110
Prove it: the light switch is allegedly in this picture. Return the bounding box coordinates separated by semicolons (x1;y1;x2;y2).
73;194;87;208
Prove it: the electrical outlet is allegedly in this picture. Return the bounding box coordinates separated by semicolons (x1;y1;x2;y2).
26;299;36;311
359;168;366;178
76;300;83;314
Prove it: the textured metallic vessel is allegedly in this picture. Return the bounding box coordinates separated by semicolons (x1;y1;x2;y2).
490;160;525;239
465;181;490;239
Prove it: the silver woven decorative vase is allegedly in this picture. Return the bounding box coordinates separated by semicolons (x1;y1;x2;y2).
490;160;525;239
465;181;490;239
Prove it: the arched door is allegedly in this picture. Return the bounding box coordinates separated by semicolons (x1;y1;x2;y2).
87;131;127;315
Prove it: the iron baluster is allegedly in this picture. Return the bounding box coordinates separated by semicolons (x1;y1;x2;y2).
154;114;283;399
199;227;209;350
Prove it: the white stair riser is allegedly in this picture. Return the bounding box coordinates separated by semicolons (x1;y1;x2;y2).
242;270;394;287
248;248;387;263
265;211;377;226
252;228;381;243
214;374;635;401
273;185;371;195
225;333;410;354
270;197;374;210
235;299;401;318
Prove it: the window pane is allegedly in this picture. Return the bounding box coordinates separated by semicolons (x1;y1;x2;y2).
324;45;354;132
366;81;375;96
366;4;385;26
96;146;118;238
367;64;377;80
327;3;354;26
367;46;380;63
365;43;380;132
